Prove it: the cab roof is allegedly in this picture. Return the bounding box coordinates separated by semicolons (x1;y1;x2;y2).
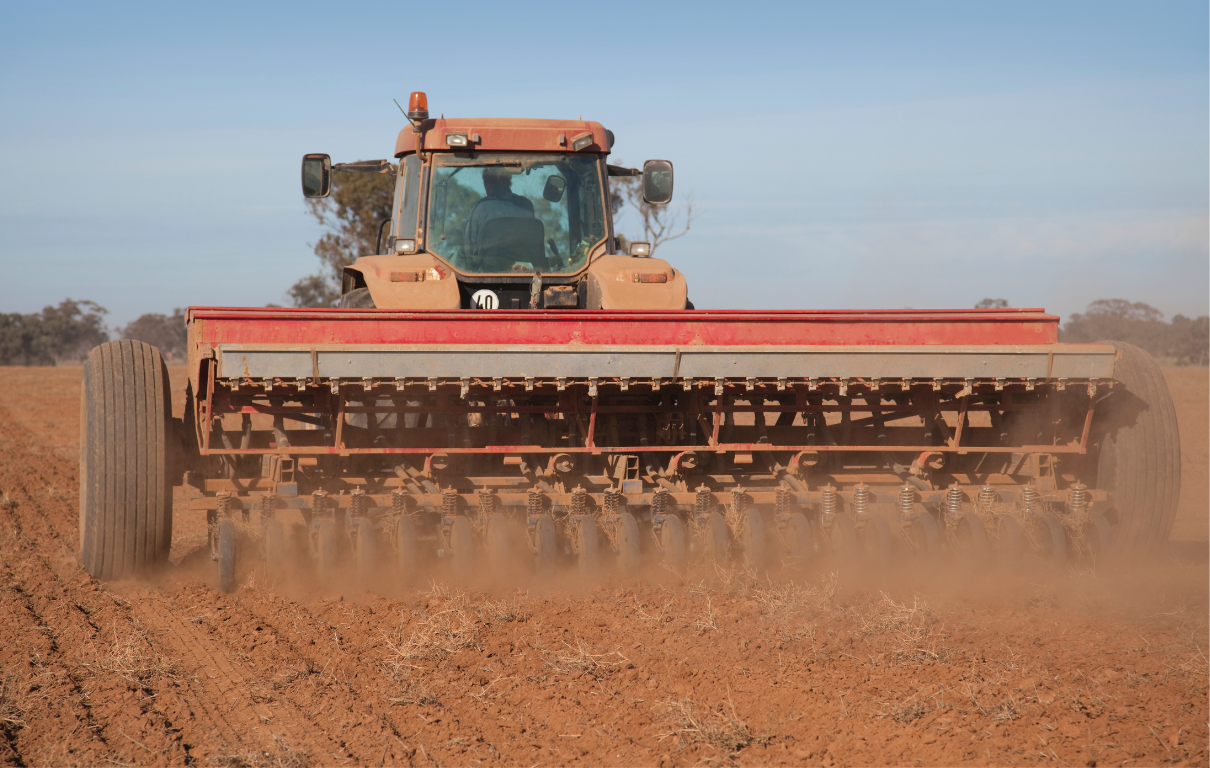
394;118;610;157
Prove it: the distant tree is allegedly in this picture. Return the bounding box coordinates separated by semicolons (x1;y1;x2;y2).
1060;298;1209;365
609;168;694;254
122;309;187;360
975;298;1008;309
1168;314;1210;366
1060;299;1171;352
288;166;396;307
0;299;109;365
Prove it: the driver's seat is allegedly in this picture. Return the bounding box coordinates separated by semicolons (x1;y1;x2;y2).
477;217;548;272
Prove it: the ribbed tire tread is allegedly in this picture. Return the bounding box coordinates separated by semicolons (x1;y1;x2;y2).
1095;342;1181;553
80;340;172;579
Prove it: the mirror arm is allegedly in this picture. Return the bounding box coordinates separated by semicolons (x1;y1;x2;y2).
375;218;392;255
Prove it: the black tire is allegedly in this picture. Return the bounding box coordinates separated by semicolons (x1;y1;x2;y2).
864;516;896;559
353;518;375;582
616;512;642;574
449;515;475;581
1034;511;1068;563
486;512;512;580
1094;341;1180;554
314;518;338;578
954;513;990;557
218;518;236;593
80;340;173;579
396;516;418;584
533;513;558;573
1084;511;1113;559
783;512;814;569
829;513;860;557
263;518;285;584
909;512;943;554
338;287;376;309
997;515;1026;563
741;509;767;573
660;515;687;570
576;515;599;575
702;511;730;565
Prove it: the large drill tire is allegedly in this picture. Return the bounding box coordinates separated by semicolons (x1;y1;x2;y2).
1094;342;1181;554
80;340;173;580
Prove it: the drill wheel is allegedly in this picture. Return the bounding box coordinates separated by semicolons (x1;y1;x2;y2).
263;518;285;585
576;515;600;575
396;516;419;585
615;512;642;575
532;513;558;574
449;515;475;582
781;512;815;571
660;515;687;571
701;511;730;566
217;519;236;593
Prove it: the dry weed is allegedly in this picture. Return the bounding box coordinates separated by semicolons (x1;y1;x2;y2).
384;592;480;669
853;592;948;663
889;698;927;723
207;735;310;768
89;621;179;685
0;669;24;735
654;696;756;755
543;637;629;679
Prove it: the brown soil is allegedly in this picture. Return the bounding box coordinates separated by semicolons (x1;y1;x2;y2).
0;366;1205;768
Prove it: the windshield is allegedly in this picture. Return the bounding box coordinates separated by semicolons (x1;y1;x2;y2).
426;153;606;275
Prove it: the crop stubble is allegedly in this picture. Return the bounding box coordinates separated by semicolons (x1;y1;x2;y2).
0;366;1205;767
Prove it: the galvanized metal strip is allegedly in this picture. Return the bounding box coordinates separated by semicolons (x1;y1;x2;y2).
215;344;1118;381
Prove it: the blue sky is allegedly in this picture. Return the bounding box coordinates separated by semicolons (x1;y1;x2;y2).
1;1;1206;327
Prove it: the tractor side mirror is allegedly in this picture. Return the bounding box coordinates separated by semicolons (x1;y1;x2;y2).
301;153;331;198
543;175;566;202
642;159;673;205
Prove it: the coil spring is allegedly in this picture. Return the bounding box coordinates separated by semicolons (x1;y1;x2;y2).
897;483;917;521
1022;485;1040;517
1068;483;1089;517
311;489;327;517
730;488;746;517
978;485;997;512
820;484;838;521
442;488;458;518
945;483;964;523
260;493;276;520
695;485;712;524
603;488;620;517
526;488;542;518
852;483;870;520
571;486;587;517
351;488;366;518
775;486;791;522
479;489;496;516
392;489;407;516
217;490;232;518
652;488;669;518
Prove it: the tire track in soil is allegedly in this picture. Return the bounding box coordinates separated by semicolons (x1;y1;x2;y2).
0;402;191;765
127;591;350;763
0;398;349;764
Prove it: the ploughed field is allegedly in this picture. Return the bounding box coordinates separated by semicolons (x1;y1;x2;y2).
0;366;1205;767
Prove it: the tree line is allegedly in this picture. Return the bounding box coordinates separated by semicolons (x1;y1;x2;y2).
0;303;186;365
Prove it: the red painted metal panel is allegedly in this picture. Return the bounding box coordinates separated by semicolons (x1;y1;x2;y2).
187;307;1059;347
394;118;608;157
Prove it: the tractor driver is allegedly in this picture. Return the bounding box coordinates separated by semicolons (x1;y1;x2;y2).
467;166;536;253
